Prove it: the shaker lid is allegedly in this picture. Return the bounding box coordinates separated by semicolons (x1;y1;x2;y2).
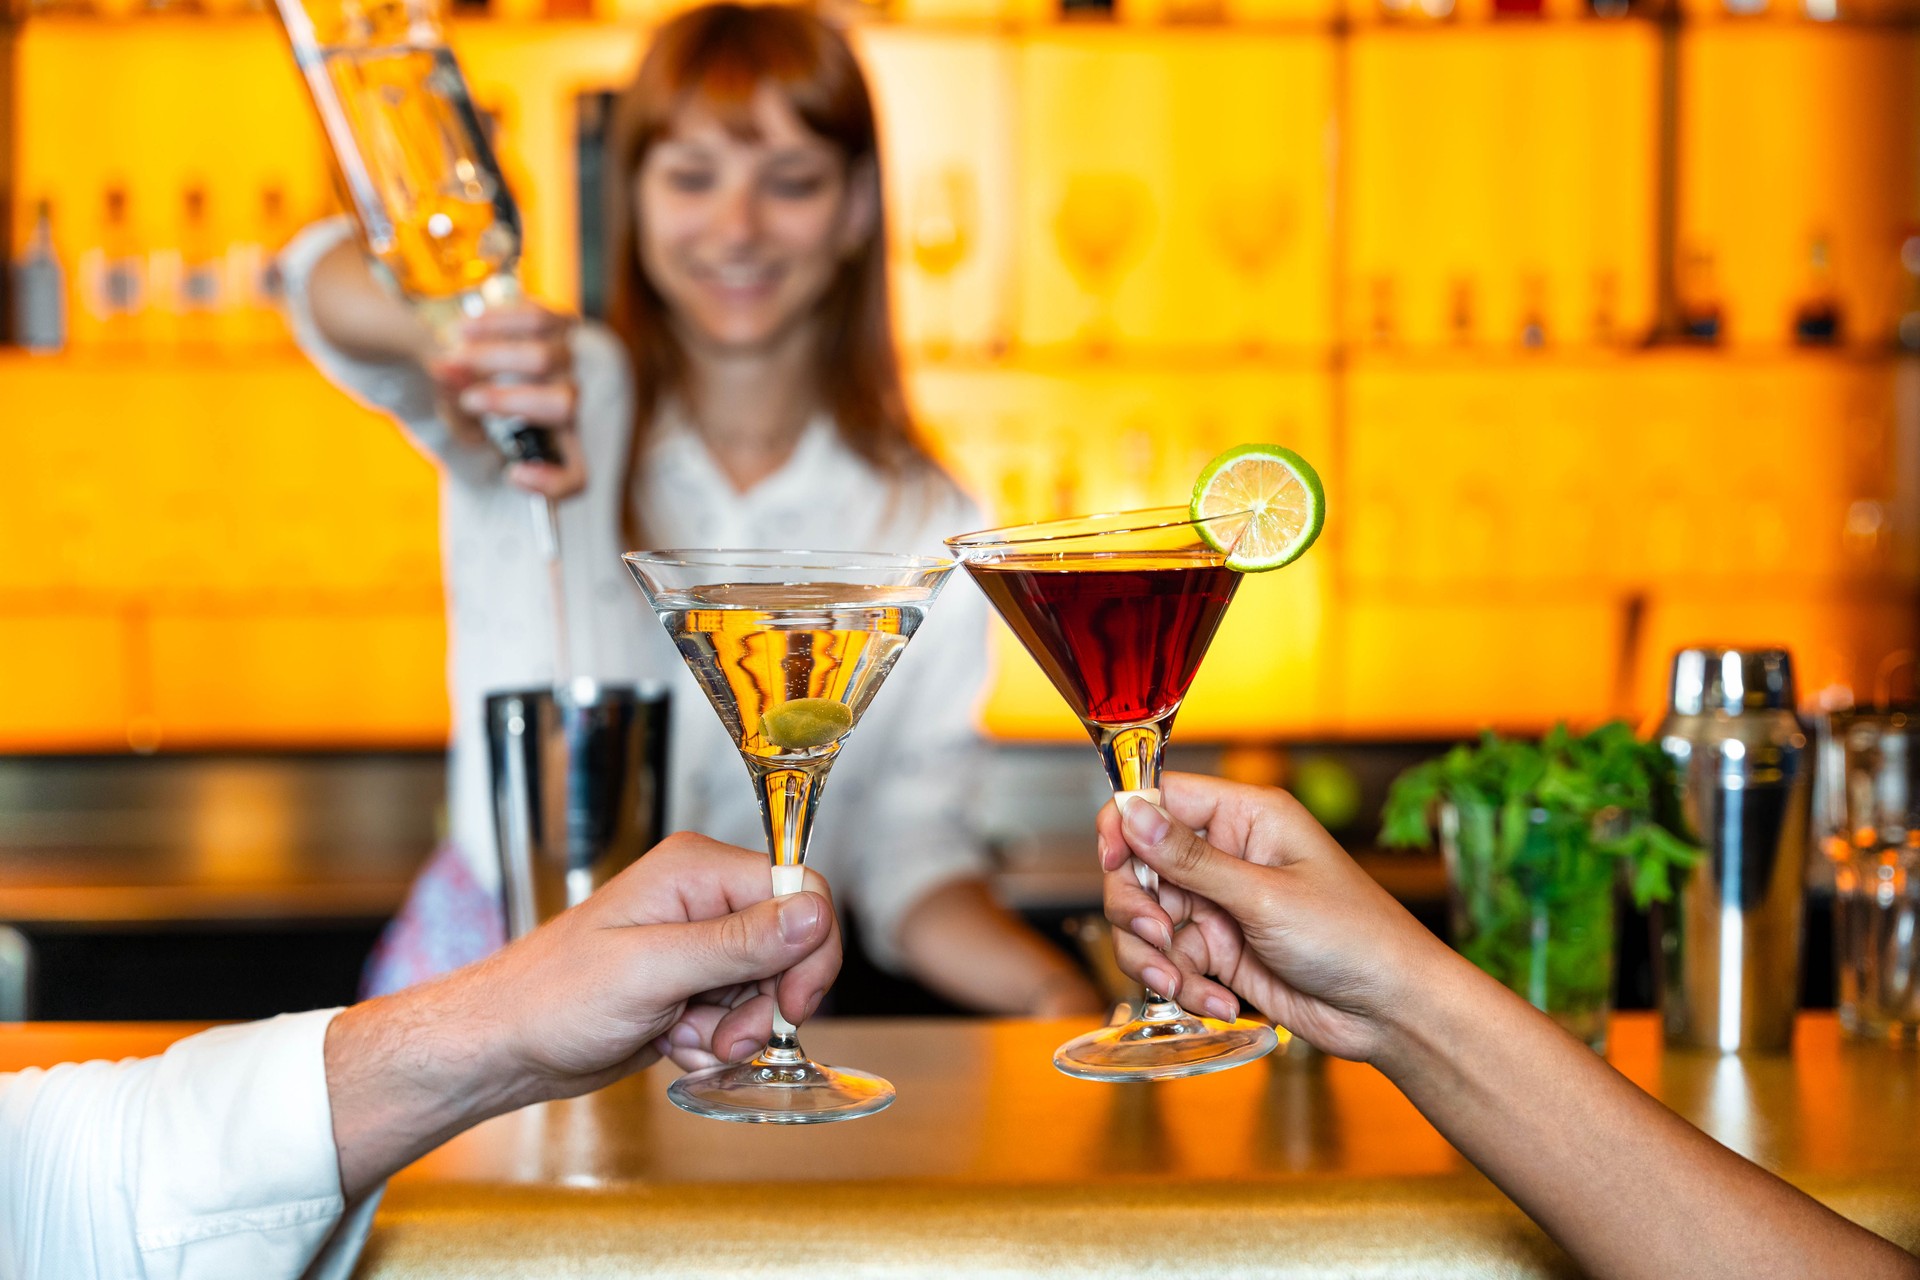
1667;646;1797;715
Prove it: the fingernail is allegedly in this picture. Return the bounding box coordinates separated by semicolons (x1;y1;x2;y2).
1132;915;1172;950
1206;995;1237;1022
723;1037;759;1063
1122;795;1170;845
1144;966;1176;996
779;894;822;944
668;1022;700;1048
801;991;824;1022
458;387;486;413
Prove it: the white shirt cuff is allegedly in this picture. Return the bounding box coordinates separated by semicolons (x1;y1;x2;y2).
134;1009;354;1280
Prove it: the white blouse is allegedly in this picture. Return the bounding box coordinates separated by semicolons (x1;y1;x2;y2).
281;219;993;967
0;1010;377;1280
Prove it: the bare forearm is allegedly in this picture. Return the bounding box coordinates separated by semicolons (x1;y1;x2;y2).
895;880;1102;1016
322;976;535;1199
1376;957;1917;1279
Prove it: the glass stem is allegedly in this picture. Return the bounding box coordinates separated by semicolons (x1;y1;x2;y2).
1094;721;1185;1025
748;760;827;1060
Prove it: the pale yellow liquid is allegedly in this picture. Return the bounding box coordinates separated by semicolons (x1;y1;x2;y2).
313;45;517;300
655;583;926;765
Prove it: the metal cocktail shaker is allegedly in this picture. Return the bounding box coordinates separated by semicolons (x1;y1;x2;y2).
486;681;671;939
1656;647;1810;1053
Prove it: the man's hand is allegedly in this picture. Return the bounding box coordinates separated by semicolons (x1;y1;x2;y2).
323;834;839;1197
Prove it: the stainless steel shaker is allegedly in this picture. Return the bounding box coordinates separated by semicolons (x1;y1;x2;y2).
486;681;671;939
1657;647;1810;1053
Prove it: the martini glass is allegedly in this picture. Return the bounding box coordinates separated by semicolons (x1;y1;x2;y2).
947;506;1279;1082
623;549;954;1123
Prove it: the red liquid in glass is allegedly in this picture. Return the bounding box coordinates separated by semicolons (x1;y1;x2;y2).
967;556;1240;726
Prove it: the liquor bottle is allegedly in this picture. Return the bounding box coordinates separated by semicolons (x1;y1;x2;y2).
1676;247;1722;344
82;186;147;352
1061;0;1114;16
1591;269;1619;347
1368;276;1396;347
1897;228;1920;354
1449;277;1476;346
275;0;555;468
11;199;67;355
1588;0;1630;15
176;185;224;354
1519;273;1548;349
226;184;296;349
1493;0;1543;17
1791;234;1842;346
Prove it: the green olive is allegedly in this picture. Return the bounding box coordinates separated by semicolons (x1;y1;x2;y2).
761;698;854;750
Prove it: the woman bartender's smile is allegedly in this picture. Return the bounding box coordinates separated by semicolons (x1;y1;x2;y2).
639;83;875;355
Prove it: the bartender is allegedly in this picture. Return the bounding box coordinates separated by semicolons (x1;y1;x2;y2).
282;1;1100;1018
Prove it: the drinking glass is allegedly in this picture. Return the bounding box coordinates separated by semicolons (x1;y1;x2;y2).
624;550;954;1121
948;507;1279;1080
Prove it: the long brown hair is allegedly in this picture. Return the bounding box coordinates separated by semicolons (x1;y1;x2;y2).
606;2;928;548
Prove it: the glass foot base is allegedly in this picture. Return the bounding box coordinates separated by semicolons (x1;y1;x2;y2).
1054;1010;1279;1082
666;1056;895;1124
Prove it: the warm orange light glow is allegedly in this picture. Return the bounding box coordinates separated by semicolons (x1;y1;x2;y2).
3;13;1916;749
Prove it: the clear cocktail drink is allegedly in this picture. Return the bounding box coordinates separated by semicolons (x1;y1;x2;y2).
625;551;953;1123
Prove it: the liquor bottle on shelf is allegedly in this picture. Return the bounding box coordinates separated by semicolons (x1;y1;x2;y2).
175;185;224;354
80;186;147;352
1591;269;1619;347
1448;277;1476;347
1520;273;1547;349
1494;0;1544;17
226;184;296;350
1791;234;1842;347
10;199;67;355
1368;276;1396;348
1676;246;1722;344
1897;228;1920;354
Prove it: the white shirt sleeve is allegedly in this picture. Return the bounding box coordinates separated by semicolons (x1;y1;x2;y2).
0;1009;379;1280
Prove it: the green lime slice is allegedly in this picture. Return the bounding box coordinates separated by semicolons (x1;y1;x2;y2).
761;698;854;750
1190;443;1326;572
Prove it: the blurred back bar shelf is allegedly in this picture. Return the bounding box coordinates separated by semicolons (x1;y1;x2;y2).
3;4;1917;751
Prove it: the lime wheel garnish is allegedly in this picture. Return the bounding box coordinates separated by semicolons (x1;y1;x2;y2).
1190;443;1326;572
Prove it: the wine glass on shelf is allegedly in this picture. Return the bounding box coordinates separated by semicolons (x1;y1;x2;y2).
908;166;975;360
946;507;1280;1081
622;549;954;1122
1055;173;1150;356
1208;178;1294;355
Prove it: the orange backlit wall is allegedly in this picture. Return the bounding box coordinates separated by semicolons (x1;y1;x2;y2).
2;7;1917;749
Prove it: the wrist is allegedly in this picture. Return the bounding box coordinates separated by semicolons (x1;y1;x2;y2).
324;972;533;1197
1363;933;1490;1085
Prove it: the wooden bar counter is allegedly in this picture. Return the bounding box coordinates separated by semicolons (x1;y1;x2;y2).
5;1013;1918;1276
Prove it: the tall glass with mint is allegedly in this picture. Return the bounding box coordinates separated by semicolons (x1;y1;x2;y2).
1382;723;1700;1051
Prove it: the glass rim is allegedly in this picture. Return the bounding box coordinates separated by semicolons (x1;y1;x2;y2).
944;505;1250;554
623;548;956;573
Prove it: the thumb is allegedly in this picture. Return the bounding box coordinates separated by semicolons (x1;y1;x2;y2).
636;891;832;1001
1120;794;1263;907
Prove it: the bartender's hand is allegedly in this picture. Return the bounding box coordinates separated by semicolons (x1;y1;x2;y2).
323;833;838;1198
1097;773;1454;1064
1099;773;1920;1280
426;305;589;500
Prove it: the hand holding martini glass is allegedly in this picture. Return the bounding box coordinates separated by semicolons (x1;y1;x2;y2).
623;550;953;1122
947;444;1325;1081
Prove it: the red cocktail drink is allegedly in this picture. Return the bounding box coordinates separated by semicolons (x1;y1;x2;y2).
965;556;1239;728
948;506;1278;1083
